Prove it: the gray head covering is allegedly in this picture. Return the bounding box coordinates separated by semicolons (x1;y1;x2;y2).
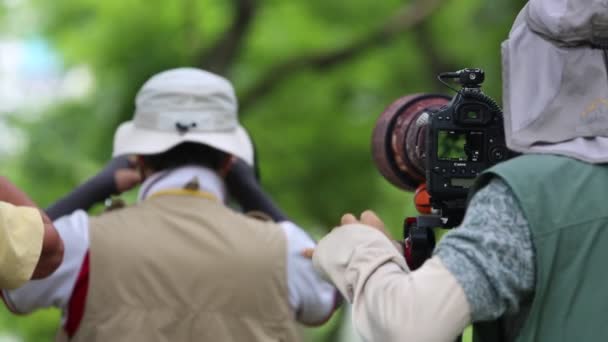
502;0;608;163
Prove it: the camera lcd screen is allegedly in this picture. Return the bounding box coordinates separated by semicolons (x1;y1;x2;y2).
437;130;483;162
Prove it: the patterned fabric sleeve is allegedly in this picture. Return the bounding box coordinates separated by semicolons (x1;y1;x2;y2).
434;178;536;321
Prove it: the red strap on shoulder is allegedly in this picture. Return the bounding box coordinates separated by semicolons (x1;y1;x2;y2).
65;251;90;337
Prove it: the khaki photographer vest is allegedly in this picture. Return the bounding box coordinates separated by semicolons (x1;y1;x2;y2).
472;154;608;342
70;193;299;342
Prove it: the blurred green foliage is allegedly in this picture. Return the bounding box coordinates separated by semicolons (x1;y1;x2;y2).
1;0;526;340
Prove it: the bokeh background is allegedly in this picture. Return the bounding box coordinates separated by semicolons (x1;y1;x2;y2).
0;0;526;340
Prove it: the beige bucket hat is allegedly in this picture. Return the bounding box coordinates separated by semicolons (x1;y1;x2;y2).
112;68;254;165
502;0;608;163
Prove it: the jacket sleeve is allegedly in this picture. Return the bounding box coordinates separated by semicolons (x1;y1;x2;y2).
0;202;44;289
313;225;470;342
434;178;535;322
46;156;132;220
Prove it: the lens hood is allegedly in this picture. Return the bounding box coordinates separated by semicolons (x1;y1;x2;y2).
372;94;450;191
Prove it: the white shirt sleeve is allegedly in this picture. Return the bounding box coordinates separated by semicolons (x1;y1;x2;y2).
2;210;89;315
279;221;337;325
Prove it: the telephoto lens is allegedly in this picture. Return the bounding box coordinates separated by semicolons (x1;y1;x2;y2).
371;94;450;191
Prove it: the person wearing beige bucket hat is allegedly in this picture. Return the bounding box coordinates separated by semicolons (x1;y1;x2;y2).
310;1;608;342
1;68;339;341
113;67;255;165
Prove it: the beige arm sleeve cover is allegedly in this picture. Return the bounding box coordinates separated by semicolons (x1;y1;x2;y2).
0;202;43;289
313;224;471;342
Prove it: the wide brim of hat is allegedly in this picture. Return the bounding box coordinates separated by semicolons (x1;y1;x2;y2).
112;121;254;166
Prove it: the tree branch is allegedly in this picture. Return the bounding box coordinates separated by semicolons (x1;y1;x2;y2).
239;0;447;110
412;23;455;92
197;0;258;75
182;0;200;59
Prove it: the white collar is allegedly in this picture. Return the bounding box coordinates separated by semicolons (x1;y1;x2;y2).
137;165;227;202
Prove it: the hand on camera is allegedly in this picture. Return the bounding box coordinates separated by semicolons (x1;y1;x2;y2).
302;210;393;259
341;210;392;240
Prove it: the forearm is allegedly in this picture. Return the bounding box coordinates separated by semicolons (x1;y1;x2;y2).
46;174;114;220
313;225;470;342
32;212;64;279
353;257;469;342
46;156;130;220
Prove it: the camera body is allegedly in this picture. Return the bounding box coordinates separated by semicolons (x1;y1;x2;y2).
372;68;511;227
426;70;509;223
371;68;512;268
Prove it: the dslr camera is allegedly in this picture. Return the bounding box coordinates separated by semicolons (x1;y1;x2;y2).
372;68;512;267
